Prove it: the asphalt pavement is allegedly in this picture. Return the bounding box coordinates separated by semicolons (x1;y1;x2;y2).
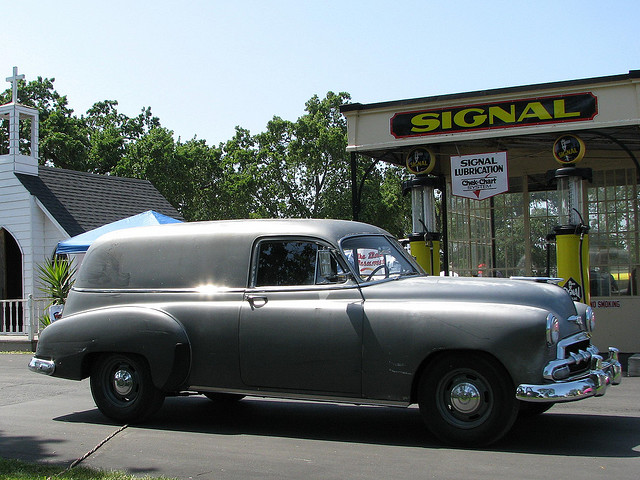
1;353;639;480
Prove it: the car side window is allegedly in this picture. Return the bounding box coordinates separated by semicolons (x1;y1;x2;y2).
254;240;346;287
255;240;317;286
341;235;420;281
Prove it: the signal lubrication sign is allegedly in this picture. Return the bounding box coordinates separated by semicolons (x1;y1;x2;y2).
450;151;509;200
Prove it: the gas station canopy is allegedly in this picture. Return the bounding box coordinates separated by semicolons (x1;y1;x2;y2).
340;70;640;179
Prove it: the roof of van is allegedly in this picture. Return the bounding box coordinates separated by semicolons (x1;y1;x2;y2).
77;219;391;290
93;218;389;247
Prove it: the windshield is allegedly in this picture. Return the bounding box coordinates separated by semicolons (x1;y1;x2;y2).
340;235;423;282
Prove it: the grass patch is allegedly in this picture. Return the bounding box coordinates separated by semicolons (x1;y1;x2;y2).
0;458;176;480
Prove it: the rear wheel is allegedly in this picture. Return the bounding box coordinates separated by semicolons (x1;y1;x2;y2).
90;353;164;423
417;353;519;446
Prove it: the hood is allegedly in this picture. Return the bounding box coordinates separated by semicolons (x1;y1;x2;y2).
361;275;578;320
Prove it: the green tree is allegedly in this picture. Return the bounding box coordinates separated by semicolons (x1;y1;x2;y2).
84;100;161;174
360;164;412;238
173;137;223;221
217;127;262;219
114;126;177;204
1;78;162;174
246;92;354;218
1;76;90;169
216;91;412;234
287;92;353;218
114;127;224;221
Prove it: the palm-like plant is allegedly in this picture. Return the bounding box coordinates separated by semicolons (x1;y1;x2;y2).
37;257;77;327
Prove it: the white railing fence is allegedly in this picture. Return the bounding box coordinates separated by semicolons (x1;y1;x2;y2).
0;296;49;340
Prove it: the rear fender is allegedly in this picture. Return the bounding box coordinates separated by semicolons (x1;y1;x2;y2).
35;306;191;391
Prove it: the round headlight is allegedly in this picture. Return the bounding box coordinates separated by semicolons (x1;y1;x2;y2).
585;306;596;332
546;314;560;346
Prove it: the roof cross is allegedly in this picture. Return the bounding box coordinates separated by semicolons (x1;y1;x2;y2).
6;66;25;103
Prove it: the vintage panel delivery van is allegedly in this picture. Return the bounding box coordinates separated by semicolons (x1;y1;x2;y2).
29;219;622;446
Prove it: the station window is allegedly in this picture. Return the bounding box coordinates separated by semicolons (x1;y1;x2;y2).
588;169;639;297
448;195;492;277
447;177;558;278
445;168;639;298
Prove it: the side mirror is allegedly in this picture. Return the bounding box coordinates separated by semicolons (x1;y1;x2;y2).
318;250;350;283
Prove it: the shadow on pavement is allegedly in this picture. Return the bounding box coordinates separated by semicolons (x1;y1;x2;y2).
505;412;640;456
52;395;640;457
0;430;69;464
0;424;163;476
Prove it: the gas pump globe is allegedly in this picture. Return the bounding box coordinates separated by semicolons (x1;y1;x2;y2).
402;175;442;275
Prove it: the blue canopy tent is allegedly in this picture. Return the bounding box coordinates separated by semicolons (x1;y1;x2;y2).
55;210;182;254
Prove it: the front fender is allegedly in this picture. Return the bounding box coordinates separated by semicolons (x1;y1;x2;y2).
362;300;553;401
35;306;191;391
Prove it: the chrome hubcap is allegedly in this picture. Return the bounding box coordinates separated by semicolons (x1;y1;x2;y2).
113;369;134;396
450;382;481;414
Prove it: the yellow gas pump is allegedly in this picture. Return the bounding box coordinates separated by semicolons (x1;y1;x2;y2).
402;175;442;275
548;135;591;303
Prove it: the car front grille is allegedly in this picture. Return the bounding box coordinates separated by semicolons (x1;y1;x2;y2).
561;338;593;375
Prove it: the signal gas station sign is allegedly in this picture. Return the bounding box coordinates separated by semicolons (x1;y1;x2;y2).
390;93;597;138
450;151;509;200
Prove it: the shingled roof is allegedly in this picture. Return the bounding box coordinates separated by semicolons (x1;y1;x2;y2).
15;166;183;237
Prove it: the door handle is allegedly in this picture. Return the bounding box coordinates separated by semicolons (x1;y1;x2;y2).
245;294;268;309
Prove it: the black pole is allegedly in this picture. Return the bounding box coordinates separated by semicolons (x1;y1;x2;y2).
490;196;497;276
440;180;449;276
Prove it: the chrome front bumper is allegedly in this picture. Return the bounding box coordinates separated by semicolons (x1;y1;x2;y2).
28;357;56;376
516;347;622;403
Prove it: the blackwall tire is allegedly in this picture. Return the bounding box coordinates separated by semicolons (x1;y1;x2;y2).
418;353;519;446
90;353;164;423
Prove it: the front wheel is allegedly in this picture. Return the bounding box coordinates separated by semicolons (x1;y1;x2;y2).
90;353;165;423
417;353;519;446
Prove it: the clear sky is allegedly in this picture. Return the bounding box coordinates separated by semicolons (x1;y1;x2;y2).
4;0;639;145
